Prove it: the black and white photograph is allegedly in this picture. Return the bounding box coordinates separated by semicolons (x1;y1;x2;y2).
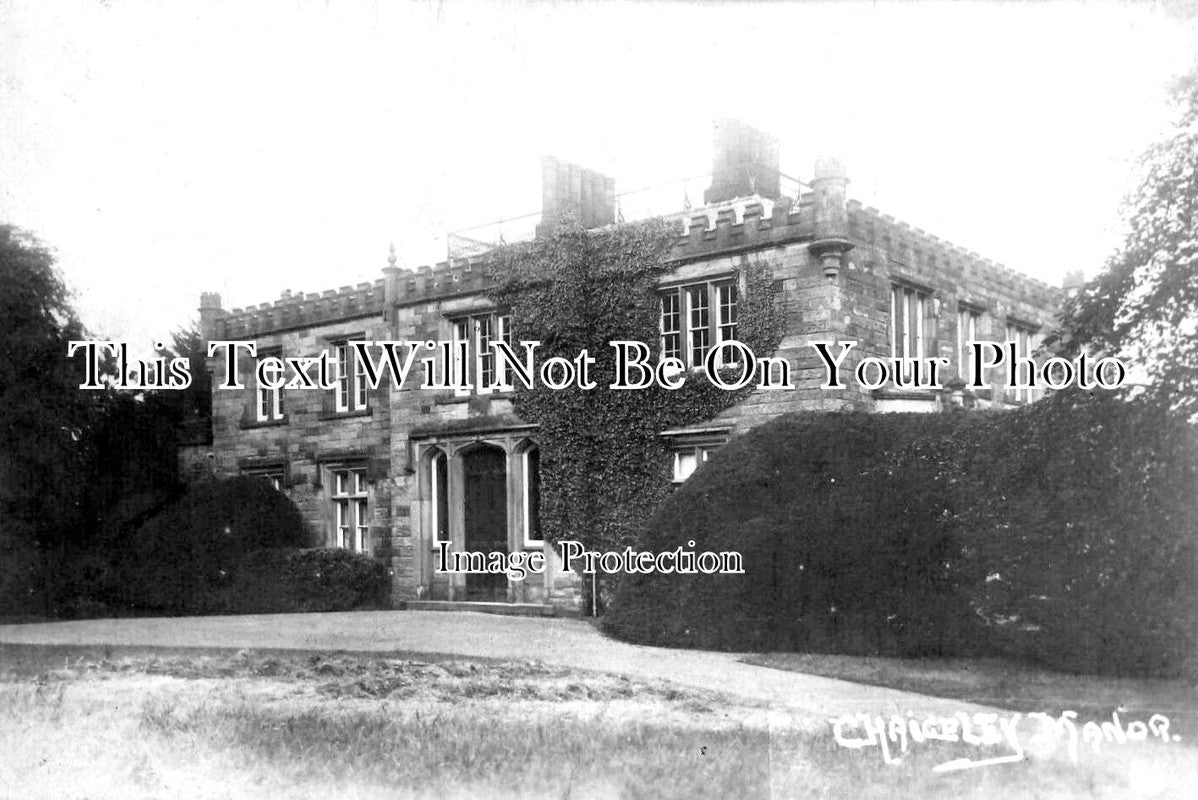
2;1;1198;797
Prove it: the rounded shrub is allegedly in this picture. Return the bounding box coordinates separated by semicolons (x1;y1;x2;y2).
120;476;309;613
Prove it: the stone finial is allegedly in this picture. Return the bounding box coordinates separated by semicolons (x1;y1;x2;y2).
388;242;398;267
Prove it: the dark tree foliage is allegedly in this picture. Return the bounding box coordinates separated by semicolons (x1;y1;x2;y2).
1047;67;1198;420
163;323;212;440
485;218;784;564
0;226;95;612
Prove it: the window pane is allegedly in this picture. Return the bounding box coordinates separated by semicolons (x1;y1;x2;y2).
687;287;710;366
661;293;682;361
477;315;495;389
354;349;369;409
433;451;448;539
891;286;902;358
675;451;698;481
336;345;350;410
526;447;542;542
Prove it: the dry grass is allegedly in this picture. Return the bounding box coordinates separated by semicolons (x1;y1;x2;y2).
0;646;1196;798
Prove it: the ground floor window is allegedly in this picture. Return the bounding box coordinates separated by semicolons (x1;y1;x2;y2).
672;445;717;483
244;467;284;491
331;467;369;552
663;427;729;484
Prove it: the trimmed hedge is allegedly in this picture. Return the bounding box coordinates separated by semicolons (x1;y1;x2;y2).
119;476;310;613
964;391;1198;676
604;391;1198;676
603;412;986;657
215;548;389;614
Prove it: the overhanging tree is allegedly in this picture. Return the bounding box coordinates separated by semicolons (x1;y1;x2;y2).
1048;66;1198;420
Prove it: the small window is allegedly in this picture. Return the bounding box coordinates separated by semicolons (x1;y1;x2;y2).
255;348;285;422
331;466;369;552
245;468;284;491
660;279;738;369
672;445;716;483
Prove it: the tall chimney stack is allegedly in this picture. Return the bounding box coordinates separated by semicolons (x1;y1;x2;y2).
536;156;616;237
704;118;781;205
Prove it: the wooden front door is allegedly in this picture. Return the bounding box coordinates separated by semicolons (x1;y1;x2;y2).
462;445;508;600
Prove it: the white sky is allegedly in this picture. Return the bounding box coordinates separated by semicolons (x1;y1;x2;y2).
2;0;1197;349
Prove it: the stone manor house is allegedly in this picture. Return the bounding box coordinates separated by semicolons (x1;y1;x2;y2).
188;119;1063;614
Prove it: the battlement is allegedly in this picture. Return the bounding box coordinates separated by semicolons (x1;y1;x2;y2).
221;279;386;338
212;192;1056;340
846;200;1060;300
667;194;817;262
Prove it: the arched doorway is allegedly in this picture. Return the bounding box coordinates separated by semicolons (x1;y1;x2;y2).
462;444;508;600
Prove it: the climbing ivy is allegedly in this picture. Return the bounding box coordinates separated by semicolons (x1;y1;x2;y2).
486;217;785;566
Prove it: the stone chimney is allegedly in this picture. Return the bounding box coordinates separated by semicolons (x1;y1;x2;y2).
198;292;226;341
535;156;616;237
704;117;781;205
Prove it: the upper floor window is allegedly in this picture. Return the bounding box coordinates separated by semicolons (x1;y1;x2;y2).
333;341;369;413
1006;321;1041;404
451;312;512;395
255;348;285;422
660;280;738;369
891;284;930;364
957;305;983;383
331;466;369;552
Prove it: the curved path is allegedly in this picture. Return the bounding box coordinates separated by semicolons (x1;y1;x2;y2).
0;610;984;719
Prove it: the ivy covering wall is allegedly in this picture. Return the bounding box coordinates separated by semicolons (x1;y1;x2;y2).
486;218;784;580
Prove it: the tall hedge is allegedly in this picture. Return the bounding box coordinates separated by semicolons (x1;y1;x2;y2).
603;412;987;657
604;392;1198;676
965;391;1198;676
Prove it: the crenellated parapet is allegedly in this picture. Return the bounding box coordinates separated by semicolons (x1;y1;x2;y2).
846;199;1060;306
220;280;386;338
666;195;817;262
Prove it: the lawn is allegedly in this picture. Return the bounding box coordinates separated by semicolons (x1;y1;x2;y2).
0;645;1194;798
